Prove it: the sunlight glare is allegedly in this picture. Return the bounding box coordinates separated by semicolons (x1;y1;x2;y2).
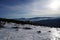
48;0;60;11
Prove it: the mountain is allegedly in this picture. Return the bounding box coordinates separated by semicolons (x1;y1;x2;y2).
0;17;60;28
14;17;60;27
32;17;60;27
13;17;60;27
14;17;56;21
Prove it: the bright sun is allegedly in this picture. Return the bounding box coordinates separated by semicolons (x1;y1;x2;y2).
48;0;60;11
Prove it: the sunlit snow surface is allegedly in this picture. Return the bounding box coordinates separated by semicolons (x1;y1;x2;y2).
0;23;60;40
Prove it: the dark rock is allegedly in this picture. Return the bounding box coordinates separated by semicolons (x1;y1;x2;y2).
48;31;51;32
12;27;19;29
23;27;32;30
37;31;41;33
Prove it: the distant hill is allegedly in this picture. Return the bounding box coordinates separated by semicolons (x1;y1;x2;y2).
14;17;56;21
32;18;60;27
0;17;60;28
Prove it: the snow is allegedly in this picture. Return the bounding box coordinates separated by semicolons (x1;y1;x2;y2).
0;22;60;40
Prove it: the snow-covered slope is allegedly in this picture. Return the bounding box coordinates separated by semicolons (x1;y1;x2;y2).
0;22;60;40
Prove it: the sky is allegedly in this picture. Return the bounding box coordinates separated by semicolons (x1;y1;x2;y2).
0;0;60;18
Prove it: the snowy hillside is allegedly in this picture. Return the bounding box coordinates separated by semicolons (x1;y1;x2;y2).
0;21;60;40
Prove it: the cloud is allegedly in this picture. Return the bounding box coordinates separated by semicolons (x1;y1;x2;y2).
0;0;34;6
0;0;34;18
0;0;60;18
29;0;60;17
